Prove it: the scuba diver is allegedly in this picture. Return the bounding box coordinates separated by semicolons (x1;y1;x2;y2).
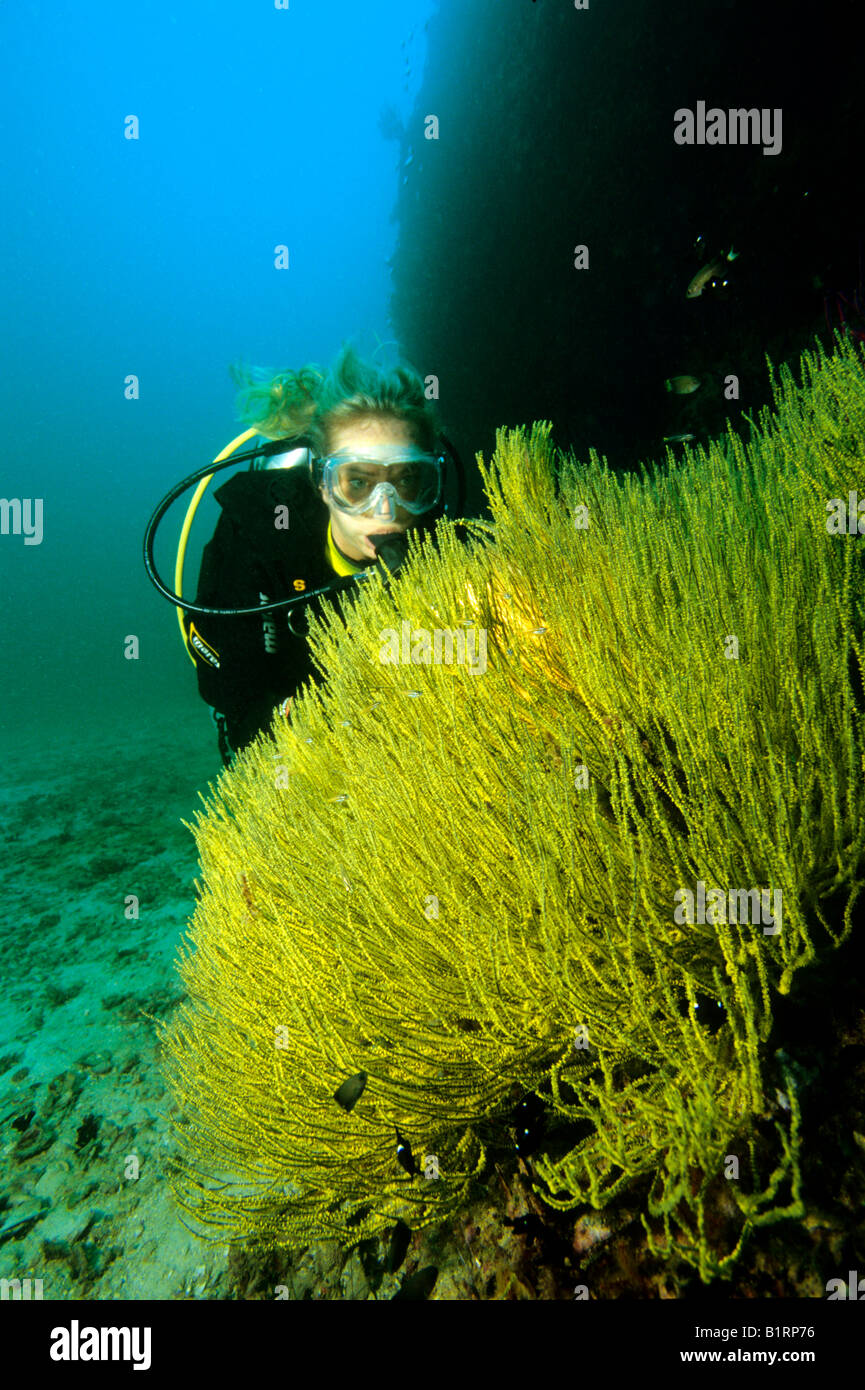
143;344;465;765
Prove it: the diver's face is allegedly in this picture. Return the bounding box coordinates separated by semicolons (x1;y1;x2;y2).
322;417;417;562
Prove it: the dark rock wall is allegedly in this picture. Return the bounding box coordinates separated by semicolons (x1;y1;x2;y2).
389;0;864;515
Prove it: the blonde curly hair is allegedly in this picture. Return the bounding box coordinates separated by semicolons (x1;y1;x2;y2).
229;342;439;456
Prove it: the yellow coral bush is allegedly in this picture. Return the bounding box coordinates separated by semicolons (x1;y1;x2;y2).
160;338;865;1281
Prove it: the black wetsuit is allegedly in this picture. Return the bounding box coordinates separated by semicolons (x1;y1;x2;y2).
189;467;373;756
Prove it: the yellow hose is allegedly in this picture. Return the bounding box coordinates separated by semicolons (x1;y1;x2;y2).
176;428;259;663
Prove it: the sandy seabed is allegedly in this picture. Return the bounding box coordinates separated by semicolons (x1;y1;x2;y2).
0;717;235;1300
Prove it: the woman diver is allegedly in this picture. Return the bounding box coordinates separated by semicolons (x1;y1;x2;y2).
173;344;461;764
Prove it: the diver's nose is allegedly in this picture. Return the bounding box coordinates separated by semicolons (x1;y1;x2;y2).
371;484;398;520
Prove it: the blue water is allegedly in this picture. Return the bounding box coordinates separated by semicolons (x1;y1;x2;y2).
0;0;435;751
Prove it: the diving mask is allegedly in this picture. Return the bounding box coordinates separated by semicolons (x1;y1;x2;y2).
318;445;443;516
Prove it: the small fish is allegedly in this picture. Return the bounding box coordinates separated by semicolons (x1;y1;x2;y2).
391;1265;438;1300
334;1071;367;1112
396;1128;417;1176
663;432;696;443
385;1218;412;1274
686;247;738;299
665;374;701;395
